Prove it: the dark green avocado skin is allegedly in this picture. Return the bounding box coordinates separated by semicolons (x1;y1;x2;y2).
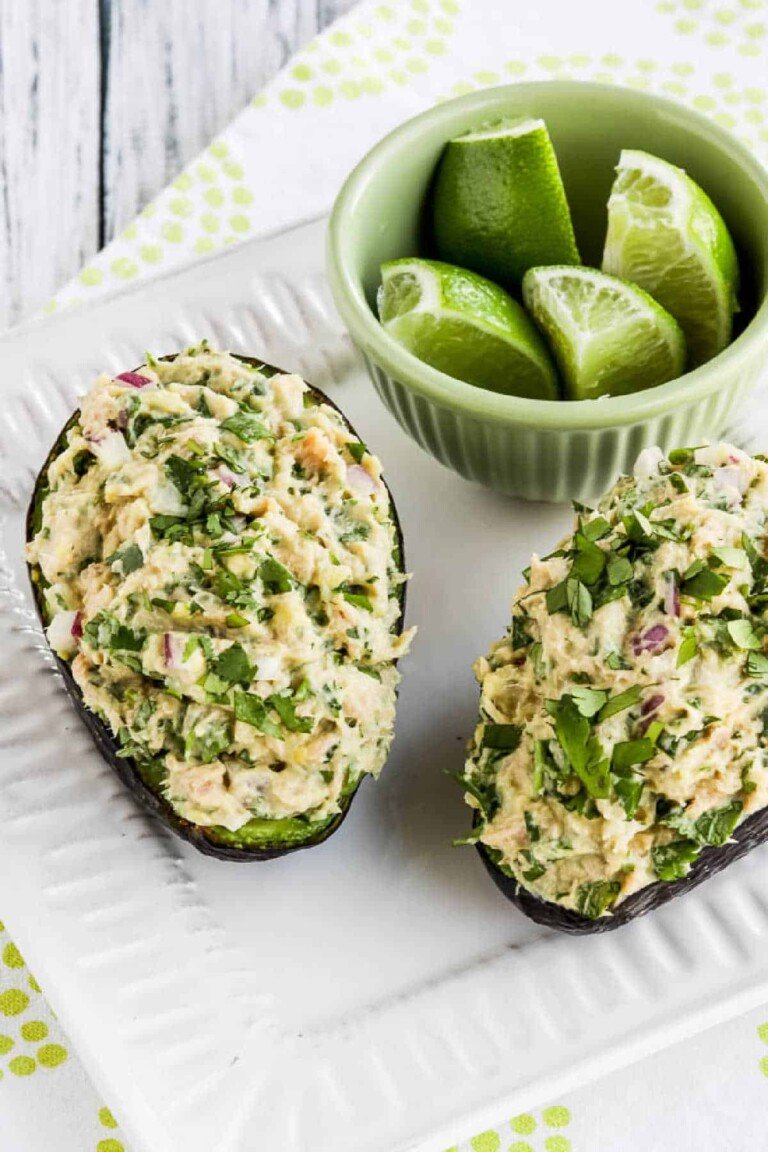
477;811;768;933
26;354;407;862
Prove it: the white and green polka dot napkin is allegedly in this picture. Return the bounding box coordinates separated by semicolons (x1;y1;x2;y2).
16;1;768;1148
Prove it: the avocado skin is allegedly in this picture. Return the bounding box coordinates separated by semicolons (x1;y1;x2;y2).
476;811;768;933
26;354;407;861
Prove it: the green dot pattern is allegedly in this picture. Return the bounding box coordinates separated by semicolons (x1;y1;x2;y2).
266;0;460;113
658;0;767;54
9;1056;36;1077
545;1139;571;1152
20;1020;48;1042
543;1107;571;1129
470;1133;500;1152
440;52;768;158
99;1108;119;1130
444;1105;572;1152
511;1115;537;1135
3;943;25;970
95;1106;127;1152
57;133;257;303
0;927;71;1085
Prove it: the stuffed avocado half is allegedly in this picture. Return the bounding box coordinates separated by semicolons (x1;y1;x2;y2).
26;345;413;860
461;442;768;932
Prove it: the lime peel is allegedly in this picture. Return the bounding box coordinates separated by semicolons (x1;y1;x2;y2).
379;258;560;400
602;148;739;368
523;265;686;402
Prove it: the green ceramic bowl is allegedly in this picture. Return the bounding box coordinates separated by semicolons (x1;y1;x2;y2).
327;82;768;502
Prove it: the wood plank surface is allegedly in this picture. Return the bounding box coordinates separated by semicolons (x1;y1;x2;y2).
0;0;100;328
0;0;356;329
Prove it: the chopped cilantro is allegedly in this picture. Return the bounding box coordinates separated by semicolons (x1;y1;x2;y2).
83;612;145;652
569;686;608;718
606;554;633;586
570;533;606;585
481;724;522;752
576;879;620;919
680;560;728;602
676;627;698;667
220;410;273;443
213;642;253;686
233;691;281;737
747;651;768;676
347;441;367;463
546;695;610;799
269;692;313;733
727;618;761;651
652;838;700;881
185;722;231;764
342;588;373;612
226;612;249;629
259;556;293;595
165;454;206;499
510;614;533;650
612;738;655;772
614;773;644;819
566;577;593;628
520;851;546;882
694;800;742;847
597;684;643;722
108;542;144;575
524;811;540;842
72;449;96;477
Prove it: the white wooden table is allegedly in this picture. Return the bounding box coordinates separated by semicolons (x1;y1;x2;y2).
0;0;356;330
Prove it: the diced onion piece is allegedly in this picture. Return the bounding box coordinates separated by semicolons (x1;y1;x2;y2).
91;430;130;468
713;465;748;506
663;574;680;618
641;692;664;716
150;479;186;515
46;610;82;656
347;464;377;496
215;465;236;490
256;655;282;681
633;446;664;481
632;623;669;655
116;371;152;389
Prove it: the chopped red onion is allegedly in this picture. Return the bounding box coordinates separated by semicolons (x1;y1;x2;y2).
663;573;680;618
215;465;236;490
46;610;81;654
632;623;669;655
116;371;151;389
641;693;664;717
163;633;174;667
347;464;377;496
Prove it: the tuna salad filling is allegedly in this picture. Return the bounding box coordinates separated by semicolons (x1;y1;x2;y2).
27;345;413;835
462;442;768;919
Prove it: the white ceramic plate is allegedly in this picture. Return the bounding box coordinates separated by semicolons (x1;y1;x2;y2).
3;218;768;1152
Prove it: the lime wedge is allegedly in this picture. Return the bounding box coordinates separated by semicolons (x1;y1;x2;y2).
378;258;559;399
522;265;686;401
602;149;739;368
431;118;580;289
